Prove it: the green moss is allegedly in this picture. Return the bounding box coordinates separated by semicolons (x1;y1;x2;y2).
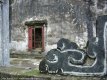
22;69;40;76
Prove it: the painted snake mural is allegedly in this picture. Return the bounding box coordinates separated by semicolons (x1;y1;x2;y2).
39;16;107;76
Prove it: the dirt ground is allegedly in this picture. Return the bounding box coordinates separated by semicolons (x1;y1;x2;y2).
0;58;107;80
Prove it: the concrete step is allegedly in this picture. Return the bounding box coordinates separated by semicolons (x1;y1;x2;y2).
10;52;44;59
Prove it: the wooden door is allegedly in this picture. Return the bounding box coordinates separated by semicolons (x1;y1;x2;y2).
42;26;44;51
28;27;33;50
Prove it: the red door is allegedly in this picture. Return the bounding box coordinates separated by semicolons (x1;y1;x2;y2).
28;27;33;50
42;26;45;51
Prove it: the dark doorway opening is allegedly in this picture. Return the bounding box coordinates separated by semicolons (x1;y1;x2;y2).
32;28;42;49
28;27;44;51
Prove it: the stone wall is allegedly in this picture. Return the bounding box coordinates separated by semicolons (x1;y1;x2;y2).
10;0;107;52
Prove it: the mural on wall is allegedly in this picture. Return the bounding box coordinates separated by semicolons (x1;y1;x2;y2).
39;15;107;76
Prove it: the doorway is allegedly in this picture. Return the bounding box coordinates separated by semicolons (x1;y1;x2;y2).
28;27;44;51
25;20;47;51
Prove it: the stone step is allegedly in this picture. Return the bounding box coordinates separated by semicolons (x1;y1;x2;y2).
10;52;44;59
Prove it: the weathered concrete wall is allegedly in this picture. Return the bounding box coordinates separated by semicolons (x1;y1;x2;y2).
10;0;107;52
